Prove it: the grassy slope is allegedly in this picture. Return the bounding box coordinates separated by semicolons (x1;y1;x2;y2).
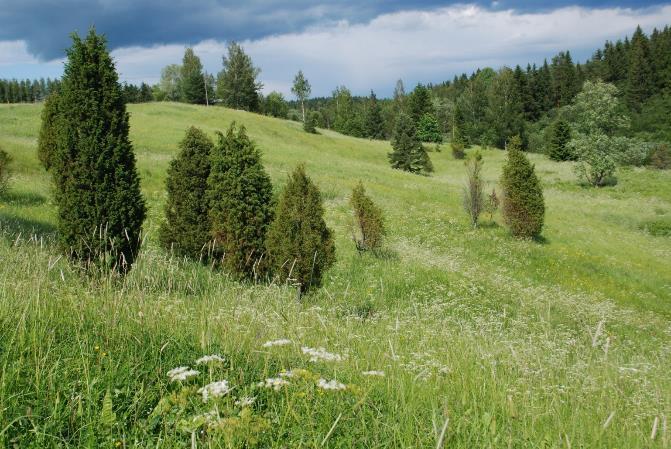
0;102;670;448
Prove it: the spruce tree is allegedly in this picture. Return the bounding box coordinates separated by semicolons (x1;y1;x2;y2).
37;90;61;171
207;123;274;279
266;165;335;295
181;48;206;104
626;26;653;111
500;136;545;238
159;127;214;259
408;83;434;123
388;113;433;174
303;111;319;134
417;113;442;143
51;29;146;271
548;119;573;161
350;181;386;253
364;91;385;140
216;42;263;111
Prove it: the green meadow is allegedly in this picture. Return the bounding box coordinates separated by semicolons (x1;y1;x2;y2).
1;102;670;448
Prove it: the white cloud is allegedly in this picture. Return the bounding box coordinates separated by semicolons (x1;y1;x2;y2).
2;4;671;96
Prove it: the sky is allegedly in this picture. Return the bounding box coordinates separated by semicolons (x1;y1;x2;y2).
1;1;670;97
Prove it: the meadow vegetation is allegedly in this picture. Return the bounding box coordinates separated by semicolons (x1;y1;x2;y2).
1;100;670;447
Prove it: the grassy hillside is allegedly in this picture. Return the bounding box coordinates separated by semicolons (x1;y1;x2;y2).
0;102;670;448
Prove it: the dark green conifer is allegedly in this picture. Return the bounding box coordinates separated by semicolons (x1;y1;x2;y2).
51;29;146;271
364;91;386;140
159;127;214;259
417;113;443;143
350;181;385;253
388;113;433;174
266;165;335;295
37;90;61;171
181;48;207;104
500;136;545;238
207;123;274;279
548;119;573;161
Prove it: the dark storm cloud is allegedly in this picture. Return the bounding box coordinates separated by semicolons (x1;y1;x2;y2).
0;0;664;61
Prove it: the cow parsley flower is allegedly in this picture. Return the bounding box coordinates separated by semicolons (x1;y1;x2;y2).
317;378;346;391
262;339;292;348
167;366;199;382
195;354;226;365
258;377;290;391
235;396;256;407
301;346;345;362
198;380;231;402
362;370;385;377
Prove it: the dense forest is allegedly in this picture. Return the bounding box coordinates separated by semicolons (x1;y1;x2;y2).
3;25;669;151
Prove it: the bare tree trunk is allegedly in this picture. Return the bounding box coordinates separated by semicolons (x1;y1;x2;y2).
203;74;209;107
301;99;305;123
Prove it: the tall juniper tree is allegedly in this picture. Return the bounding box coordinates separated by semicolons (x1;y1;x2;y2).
50;29;146;271
37;89;61;171
159;127;214;259
207;123;274;279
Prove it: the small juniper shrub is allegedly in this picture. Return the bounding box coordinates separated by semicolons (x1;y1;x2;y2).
388;113;433;174
207;123;274;280
462;151;485;228
548;119;573;161
0;147;11;196
452;142;466;160
265;164;335;296
484;188;500;221
500;135;545;239
648;144;671;170
159;127;214;260
350;181;386;253
303;111;319;134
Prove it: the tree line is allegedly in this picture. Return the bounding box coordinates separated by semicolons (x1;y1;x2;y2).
0;78;61;103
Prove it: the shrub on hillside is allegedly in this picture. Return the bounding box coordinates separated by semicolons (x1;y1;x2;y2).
266;165;335;295
350;181;386;253
304;111;319;134
159;127;214;260
452;142;466;160
388;113;433;174
207;123;274;279
37;91;61;171
501;136;545;238
569;134;617;187
50;29;146;272
648;144;671;169
0;147;11;196
462;152;485;228
548;119;573;161
484;188;500;221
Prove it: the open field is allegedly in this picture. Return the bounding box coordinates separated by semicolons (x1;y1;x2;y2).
1;102;670;447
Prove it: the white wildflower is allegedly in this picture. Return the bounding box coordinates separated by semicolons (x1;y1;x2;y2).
262;339;292;348
258;377;290;391
235;396;256;407
167;366;199;382
317;378;347;391
301;346;345;362
198;380;231;402
362;370;385;377
195;354;226;365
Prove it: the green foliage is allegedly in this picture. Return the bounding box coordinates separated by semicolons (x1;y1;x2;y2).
51;29;146;272
486;68;526;149
159;127;214;260
501;137;545;238
0;146;11;195
626;26;654;111
388;113;433;174
37;91;61;171
266;165;335;294
264;91;289;118
548;119;573;161
364;91;385;140
417;113;443;143
180;48;206;104
159;64;182;101
570;134;617;186
408;84;434;123
451;142;466;160
640;217;671;237
350;181;386;253
648;144;671;169
484;188;500;221
216;42;262;112
207;123;274;279
303;111;320;134
462;152;485;228
291;70;311;122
